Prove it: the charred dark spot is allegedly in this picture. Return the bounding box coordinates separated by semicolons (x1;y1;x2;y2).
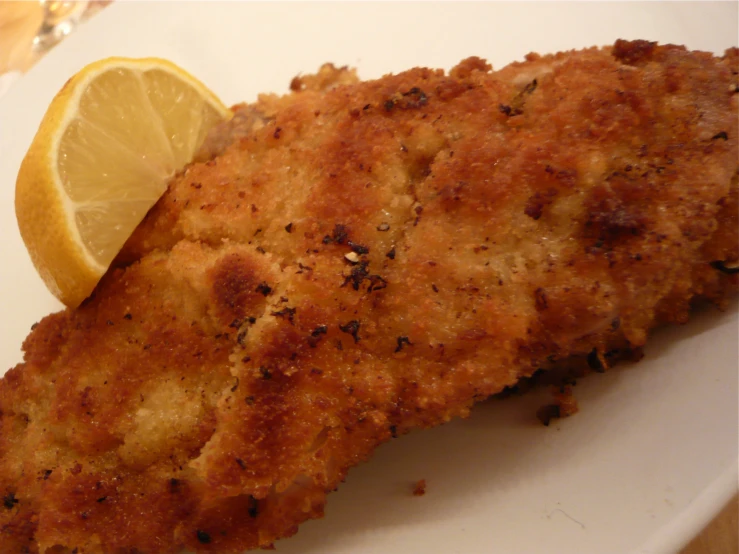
3;493;18;509
328;224;349;245
284;222;293;233
196;530;212;544
308;325;328;348
259;367;273;380
386;248;396;260
311;325;328;337
210;254;264;325
245;396;255;405
585;187;647;243
255;282;272;296
389;425;398;438
342;261;370;290
401;87;428;109
339;320;361;343
536;404;561;426
712;131;728;141
384;99;395;111
367;274;388;292
341;261;386;292
96;496;107;503
236;458;247;470
273;127;282;139
42;469;53;480
498;104;513;116
432;284;439;293
123;313;132;320
248;495;259;518
395;336;412;353
524;189;558;220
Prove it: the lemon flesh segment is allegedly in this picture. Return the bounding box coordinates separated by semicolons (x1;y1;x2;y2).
15;58;231;307
142;68;228;169
58;69;176;268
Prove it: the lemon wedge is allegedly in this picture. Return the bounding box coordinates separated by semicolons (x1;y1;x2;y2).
15;57;230;307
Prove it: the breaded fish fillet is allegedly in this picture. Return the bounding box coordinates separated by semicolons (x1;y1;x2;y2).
1;40;737;553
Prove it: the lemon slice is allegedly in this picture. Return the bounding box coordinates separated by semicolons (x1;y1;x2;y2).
15;57;230;307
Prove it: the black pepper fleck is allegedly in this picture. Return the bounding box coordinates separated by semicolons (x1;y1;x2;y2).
271;306;296;324
339;320;361;343
348;241;369;255
395;336;412;353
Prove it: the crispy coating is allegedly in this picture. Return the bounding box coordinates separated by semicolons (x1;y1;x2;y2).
1;40;738;553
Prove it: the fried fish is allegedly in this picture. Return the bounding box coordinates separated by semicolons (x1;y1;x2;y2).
1;40;737;553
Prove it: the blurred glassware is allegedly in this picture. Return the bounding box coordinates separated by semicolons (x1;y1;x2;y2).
0;0;111;77
33;1;90;53
0;2;44;74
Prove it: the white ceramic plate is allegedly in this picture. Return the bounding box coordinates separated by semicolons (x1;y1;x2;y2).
0;2;737;553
